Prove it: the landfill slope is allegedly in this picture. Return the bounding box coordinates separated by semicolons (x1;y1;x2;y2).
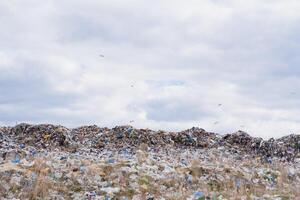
0;124;300;199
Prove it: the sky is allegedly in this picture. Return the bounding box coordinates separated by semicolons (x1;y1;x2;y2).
0;0;300;139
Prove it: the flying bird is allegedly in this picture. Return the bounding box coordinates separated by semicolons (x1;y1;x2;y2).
99;54;104;57
218;104;222;106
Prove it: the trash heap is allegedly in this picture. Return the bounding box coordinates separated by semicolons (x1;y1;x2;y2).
222;131;300;162
9;123;71;149
0;124;300;199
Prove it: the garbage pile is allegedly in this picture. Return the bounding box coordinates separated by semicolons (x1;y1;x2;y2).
3;124;298;162
222;131;300;162
0;124;300;199
9;123;71;149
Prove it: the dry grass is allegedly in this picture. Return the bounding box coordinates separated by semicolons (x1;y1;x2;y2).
1;149;300;199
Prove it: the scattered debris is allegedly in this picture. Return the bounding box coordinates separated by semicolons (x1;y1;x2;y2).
0;124;299;199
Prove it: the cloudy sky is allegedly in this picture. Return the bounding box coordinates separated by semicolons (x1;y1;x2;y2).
1;0;300;138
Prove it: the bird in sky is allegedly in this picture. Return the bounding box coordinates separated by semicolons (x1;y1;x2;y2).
99;54;104;57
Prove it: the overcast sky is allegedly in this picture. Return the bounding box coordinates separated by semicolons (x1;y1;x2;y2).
1;0;300;138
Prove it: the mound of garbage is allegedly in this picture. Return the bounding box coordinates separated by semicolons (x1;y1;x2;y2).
1;124;299;161
0;124;300;199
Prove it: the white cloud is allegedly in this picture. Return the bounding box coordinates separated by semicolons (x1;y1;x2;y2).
0;0;300;138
